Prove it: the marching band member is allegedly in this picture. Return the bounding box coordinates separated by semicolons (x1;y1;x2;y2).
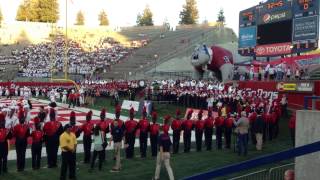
0;112;12;175
13;108;30;171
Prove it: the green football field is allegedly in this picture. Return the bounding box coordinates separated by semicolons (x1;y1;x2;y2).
2;96;293;180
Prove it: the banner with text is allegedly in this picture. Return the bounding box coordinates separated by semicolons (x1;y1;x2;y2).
255;42;292;56
293;15;319;41
258;10;292;25
239;26;257;48
277;82;314;93
121;100;140;111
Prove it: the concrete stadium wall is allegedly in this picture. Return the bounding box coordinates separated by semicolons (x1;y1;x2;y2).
236;81;320;110
295;110;320;180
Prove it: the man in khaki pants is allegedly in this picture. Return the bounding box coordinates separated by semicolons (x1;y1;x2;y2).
110;108;125;172
153;128;174;180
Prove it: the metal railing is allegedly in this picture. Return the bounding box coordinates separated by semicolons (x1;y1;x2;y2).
228;169;268;180
183;141;320;180
228;163;294;180
268;163;294;180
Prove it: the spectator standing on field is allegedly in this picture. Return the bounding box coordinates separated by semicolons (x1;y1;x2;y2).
153;128;174;180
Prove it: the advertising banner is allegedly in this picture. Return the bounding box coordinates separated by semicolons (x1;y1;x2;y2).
121;100;140;111
255;42;291;56
239;26;257;48
277;82;314;93
295;56;320;67
293;16;319;41
258;10;292;24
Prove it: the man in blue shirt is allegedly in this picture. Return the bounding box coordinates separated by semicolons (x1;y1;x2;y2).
110;107;125;172
153;128;174;180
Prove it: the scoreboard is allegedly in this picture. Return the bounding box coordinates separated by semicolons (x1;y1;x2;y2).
238;0;320;57
293;0;318;17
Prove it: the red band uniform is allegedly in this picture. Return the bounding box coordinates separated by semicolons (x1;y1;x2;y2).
99;108;109;161
13;108;30;171
124;108;138;159
171;109;182;153
195;110;205;151
149;112;160;157
82;111;94;164
204;109;214;150
43;109;63;168
182;110;194;153
0;112;12;174
31;117;43;170
214;115;224;149
224;115;234;149
137;107;150;158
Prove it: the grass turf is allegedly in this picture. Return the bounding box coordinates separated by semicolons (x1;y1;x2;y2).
3;117;293;179
8;96;293;179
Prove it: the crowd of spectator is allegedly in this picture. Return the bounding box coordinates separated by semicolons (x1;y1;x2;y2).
5;36;147;78
233;63;308;81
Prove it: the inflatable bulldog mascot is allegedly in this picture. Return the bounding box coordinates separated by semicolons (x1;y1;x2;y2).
191;44;234;82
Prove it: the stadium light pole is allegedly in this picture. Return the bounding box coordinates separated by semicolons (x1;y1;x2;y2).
64;0;69;80
154;54;158;74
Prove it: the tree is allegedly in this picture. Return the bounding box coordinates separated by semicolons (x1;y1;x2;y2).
16;0;58;22
136;5;154;26
75;10;85;25
98;10;109;26
38;0;59;23
16;3;28;21
179;0;199;25
217;9;226;25
16;0;40;22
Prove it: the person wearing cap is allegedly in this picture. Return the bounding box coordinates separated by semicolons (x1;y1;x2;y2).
82;111;94;164
195;110;205;152
233;111;250;156
13;108;30;171
162;115;171;135
69;111;81;138
98;108;109;161
43;108;63;168
37;106;47;124
110;105;125;172
254;110;265;151
137;107;150;158
68;91;76;108
153;126;174;180
288;112;296;146
0;112;12;175
248;110;257;145
182;110;194;153
150;111;160;157
224;113;234;149
171;109;182;154
31;117;44;170
214;115;224;150
59;124;77;180
124;107;138;159
204;108;214;151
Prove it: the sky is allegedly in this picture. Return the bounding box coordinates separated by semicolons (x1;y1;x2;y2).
0;0;263;34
